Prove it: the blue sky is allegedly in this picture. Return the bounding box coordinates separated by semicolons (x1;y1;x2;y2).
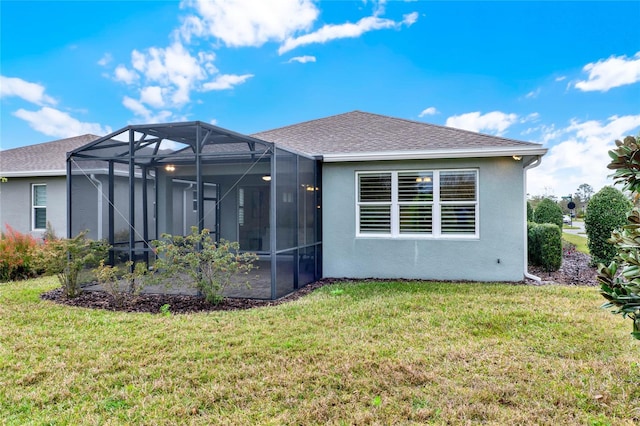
1;0;639;197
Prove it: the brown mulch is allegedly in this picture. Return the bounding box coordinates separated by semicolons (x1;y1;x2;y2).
40;249;598;314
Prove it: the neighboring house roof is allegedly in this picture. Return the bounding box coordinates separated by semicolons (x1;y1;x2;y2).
253;110;547;162
0;134;101;177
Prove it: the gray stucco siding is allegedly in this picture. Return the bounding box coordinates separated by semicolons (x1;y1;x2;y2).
0;176;67;238
321;157;525;281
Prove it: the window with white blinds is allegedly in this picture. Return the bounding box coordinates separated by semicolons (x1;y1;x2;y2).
357;170;478;237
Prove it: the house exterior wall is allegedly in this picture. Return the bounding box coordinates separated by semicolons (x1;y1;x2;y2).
321;157;526;281
0;176;67;238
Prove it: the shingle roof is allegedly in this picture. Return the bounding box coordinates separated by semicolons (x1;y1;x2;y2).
252;110;543;157
0;134;101;176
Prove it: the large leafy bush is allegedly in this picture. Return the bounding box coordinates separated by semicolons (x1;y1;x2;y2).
597;135;640;339
585;186;630;266
533;198;563;229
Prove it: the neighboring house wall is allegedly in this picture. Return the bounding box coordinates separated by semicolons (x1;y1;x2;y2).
321;157;525;281
0;176;67;238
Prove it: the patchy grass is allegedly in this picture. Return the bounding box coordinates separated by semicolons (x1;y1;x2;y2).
563;232;590;255
1;277;639;425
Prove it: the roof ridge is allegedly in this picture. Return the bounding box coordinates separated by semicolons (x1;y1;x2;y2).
253;110;363;135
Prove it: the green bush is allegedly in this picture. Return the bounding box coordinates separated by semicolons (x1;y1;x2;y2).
533;198;563;229
526;201;533;222
585;186;631;266
151;227;257;304
528;222;562;271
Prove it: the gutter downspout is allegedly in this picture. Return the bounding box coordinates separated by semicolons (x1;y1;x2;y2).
183;183;194;234
523;156;542;282
89;174;103;240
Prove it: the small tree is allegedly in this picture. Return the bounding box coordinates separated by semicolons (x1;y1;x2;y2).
533;198;563;229
38;232;109;298
597;135;640;339
526;201;533;222
585;186;631;266
151;227;257;304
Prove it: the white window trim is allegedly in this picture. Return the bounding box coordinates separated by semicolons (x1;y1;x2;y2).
356;169;479;239
32;183;47;231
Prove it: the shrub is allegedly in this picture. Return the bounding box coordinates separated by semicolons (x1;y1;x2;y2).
533;198;563;229
528;222;562;271
151;227;257;304
94;260;148;306
0;225;40;282
37;231;110;298
526;201;533;222
585;186;630;266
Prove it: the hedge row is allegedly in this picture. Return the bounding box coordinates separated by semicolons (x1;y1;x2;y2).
528;222;562;271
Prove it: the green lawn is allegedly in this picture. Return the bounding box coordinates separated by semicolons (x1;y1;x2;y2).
563;232;590;254
1;277;638;425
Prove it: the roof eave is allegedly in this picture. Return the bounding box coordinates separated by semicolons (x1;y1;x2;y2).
321;147;548;162
1;170;66;178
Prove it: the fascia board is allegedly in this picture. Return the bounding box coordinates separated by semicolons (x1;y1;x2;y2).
321;147;548;162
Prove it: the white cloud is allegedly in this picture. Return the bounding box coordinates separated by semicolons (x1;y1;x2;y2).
114;65;139;84
140;86;166;108
418;107;437;117
525;88;540;99
0;76;56;106
122;96;173;123
278;14;415;54
445;111;519;136
97;53;113;66
555;75;566;82
527;114;640;197
13;107;111;138
575;51;640;92
202;73;253;91
179;0;318;47
288;55;316;64
402;12;419;26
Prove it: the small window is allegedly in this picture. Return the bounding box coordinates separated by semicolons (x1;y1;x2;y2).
32;184;47;230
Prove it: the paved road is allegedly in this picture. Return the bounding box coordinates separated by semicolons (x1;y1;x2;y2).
563;220;586;235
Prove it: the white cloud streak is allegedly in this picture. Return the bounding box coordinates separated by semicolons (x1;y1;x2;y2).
445;111;519;136
288;55;316;64
418;107;437;117
13;107;112;138
202;73;254;90
575;51;640;92
97;53;113;66
0;76;56;106
278;13;417;54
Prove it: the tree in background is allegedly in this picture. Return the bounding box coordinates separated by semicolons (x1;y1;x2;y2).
585;186;631;266
597;135;640;339
527;201;533;222
533;198;563;229
573;183;594;216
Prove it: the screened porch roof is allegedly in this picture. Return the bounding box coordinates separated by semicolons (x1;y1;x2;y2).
67;121;312;165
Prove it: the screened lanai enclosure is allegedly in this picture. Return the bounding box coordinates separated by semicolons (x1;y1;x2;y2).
67;121;322;299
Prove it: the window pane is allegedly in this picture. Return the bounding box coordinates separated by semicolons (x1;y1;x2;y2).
359;205;391;233
398;172;433;201
441;205;476;234
359;173;391;202
34;207;47;229
33;185;46;206
440;171;476;201
400;205;432;233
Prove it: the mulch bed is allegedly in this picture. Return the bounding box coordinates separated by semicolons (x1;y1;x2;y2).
41;249;599;314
